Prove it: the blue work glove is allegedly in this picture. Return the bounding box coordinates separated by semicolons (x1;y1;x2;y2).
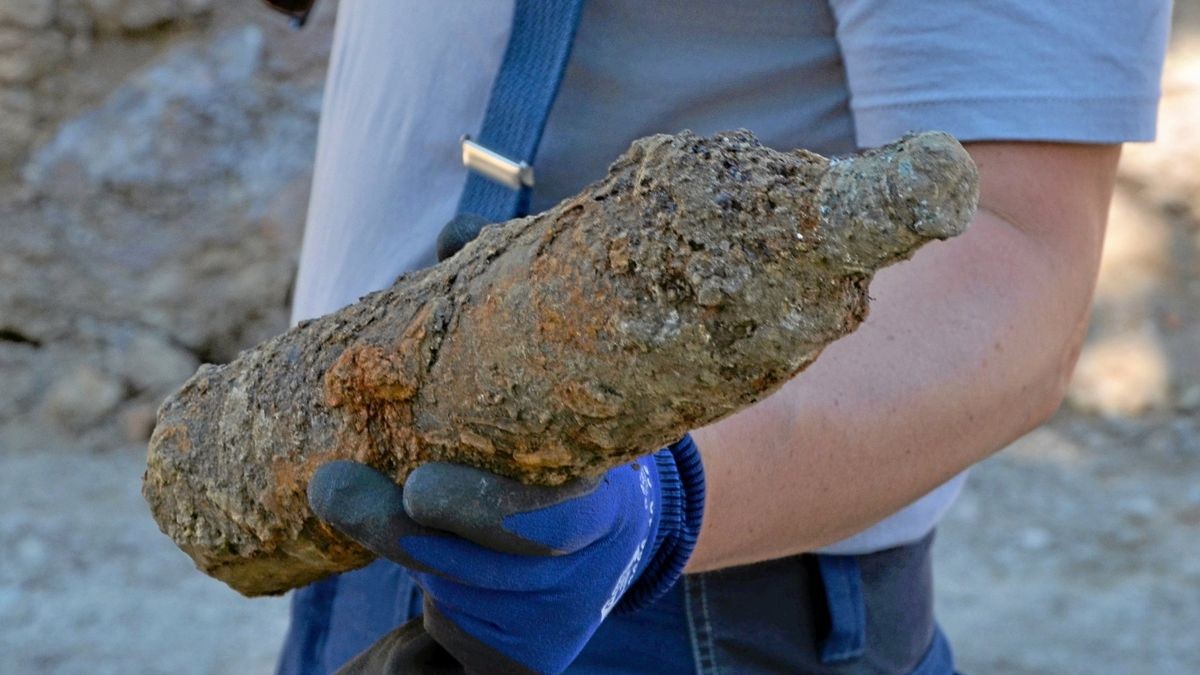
307;435;705;675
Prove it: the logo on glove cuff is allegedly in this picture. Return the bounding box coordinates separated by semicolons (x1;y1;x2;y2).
600;462;656;619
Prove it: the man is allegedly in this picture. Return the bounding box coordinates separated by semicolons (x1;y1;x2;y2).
273;1;1171;673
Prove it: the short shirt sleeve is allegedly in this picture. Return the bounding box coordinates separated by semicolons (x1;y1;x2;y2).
829;0;1172;148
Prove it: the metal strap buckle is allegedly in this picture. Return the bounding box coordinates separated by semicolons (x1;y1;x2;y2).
461;136;535;190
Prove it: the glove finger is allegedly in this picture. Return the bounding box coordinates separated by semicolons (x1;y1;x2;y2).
308;460;443;570
402;462;607;556
436;213;491;262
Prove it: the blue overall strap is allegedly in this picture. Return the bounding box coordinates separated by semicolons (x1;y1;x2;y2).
815;554;868;663
456;0;586;222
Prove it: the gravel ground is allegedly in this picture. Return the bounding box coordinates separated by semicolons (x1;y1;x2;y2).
937;416;1200;674
0;447;289;675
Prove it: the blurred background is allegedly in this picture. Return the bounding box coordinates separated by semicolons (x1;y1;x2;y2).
1;1;1197;673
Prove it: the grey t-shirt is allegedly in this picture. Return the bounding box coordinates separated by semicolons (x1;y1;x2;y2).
292;0;1169;554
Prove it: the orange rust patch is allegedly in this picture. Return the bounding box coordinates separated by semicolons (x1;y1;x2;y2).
556;380;624;418
459;428;495;454
529;240;615;353
264;447;342;518
324;344;417;408
513;442;576;469
150;424;193;455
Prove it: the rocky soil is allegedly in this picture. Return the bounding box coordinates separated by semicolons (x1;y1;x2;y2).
1;1;1197;673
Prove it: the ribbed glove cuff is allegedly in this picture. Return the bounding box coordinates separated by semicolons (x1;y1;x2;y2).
614;433;706;614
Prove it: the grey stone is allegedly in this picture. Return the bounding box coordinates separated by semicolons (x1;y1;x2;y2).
1178;383;1200;411
103;329;199;394
0;87;35;164
84;0;211;32
118;401;158;442
0;24;66;83
0;0;57;30
0;341;42;422
14;23;320;364
39;363;124;432
23;25;318;202
1018;526;1052;551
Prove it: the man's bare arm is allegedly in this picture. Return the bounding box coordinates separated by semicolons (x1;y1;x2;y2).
687;142;1120;572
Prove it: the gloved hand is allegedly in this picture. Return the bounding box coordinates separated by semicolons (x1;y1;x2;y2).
307;435;705;675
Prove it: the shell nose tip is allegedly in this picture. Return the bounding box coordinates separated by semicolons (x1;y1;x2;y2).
891;132;979;240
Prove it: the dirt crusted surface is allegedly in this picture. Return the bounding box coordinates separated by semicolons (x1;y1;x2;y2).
144;130;976;597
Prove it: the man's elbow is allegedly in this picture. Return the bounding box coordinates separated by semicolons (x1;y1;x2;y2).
1025;360;1073;433
967;141;1120;433
1023;281;1097;433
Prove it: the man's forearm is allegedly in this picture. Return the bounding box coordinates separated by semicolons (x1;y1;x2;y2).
685;143;1120;572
